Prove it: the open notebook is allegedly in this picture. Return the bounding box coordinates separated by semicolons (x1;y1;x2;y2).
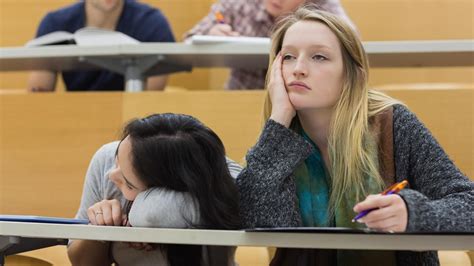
0;215;88;224
25;27;140;47
246;227;381;234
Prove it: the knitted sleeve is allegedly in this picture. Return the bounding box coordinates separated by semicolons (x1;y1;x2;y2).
128;157;241;228
237;119;313;228
129;188;199;228
393;105;474;232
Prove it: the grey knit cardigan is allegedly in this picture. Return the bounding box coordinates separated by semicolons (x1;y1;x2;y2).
237;104;474;266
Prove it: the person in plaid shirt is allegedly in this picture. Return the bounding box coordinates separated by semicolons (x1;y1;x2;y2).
185;0;354;90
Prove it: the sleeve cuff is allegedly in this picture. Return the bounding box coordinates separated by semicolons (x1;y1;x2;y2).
398;189;427;232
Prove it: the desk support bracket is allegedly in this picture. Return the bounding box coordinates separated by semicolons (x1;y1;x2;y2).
79;55;192;92
0;236;20;265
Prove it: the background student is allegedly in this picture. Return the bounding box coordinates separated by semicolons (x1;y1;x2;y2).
236;6;474;265
68;113;241;266
28;0;174;92
185;0;354;90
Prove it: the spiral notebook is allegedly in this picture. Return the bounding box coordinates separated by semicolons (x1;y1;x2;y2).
0;215;88;224
246;227;473;235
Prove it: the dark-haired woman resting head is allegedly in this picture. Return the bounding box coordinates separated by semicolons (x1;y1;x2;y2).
68;113;241;266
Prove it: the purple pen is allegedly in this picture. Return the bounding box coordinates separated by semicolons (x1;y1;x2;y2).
351;191;396;222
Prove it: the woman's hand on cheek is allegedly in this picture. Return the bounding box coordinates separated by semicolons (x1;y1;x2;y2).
87;199;124;226
269;53;296;128
353;194;408;232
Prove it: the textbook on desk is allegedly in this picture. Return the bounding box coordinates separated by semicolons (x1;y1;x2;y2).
26;27;139;47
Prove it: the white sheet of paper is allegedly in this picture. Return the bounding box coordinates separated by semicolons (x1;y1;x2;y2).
186;35;270;45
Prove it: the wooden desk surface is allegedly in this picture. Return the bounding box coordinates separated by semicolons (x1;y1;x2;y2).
1;222;473;251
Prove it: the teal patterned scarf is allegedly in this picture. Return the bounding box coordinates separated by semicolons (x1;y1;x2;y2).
294;130;396;265
294;132;331;227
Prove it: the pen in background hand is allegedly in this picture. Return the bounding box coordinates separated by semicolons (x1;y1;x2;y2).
214;11;225;24
352;180;409;222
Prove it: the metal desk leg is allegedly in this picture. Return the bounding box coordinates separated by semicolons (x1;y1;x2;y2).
122;56;163;92
124;62;145;92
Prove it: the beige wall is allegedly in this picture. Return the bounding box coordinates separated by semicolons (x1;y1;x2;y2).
0;0;472;91
0;89;472;218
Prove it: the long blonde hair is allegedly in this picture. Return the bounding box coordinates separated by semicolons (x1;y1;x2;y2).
263;6;402;213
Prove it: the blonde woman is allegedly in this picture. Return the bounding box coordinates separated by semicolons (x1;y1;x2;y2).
236;6;473;265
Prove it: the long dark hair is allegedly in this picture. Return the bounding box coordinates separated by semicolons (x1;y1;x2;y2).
122;113;240;265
